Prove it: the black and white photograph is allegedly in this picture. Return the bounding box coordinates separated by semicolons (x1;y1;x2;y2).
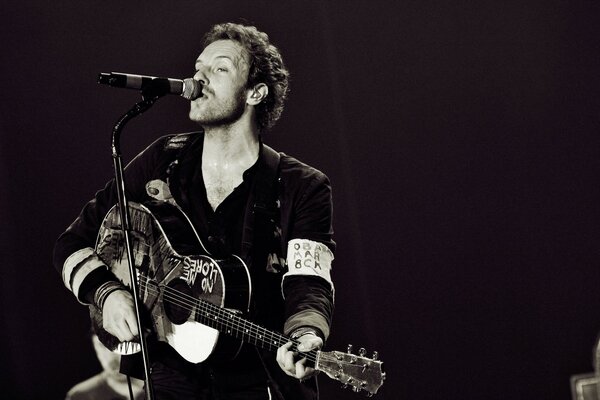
1;1;599;399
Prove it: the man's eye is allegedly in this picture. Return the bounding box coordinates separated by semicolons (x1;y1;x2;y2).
216;67;228;72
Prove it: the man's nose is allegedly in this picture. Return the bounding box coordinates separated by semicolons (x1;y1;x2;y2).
194;68;208;85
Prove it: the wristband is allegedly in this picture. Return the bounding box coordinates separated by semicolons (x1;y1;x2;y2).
290;327;319;341
94;280;126;310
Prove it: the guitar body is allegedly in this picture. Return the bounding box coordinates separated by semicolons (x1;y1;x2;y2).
90;201;251;364
87;202;386;395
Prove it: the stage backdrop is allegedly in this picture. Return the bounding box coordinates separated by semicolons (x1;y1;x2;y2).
1;1;599;399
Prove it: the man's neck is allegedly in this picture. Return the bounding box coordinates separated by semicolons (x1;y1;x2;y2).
202;123;260;171
103;372;143;398
201;124;260;210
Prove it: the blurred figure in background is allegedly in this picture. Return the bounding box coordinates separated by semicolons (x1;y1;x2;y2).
66;334;144;400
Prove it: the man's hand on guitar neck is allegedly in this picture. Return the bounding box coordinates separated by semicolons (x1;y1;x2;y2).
276;331;323;381
102;290;140;342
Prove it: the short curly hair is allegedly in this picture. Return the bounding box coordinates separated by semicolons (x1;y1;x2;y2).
202;22;290;132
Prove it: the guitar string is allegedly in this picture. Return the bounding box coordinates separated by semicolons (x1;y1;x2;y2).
132;275;319;363
136;273;274;344
126;278;376;390
136;276;267;341
136;277;295;352
137;278;318;363
116;277;378;388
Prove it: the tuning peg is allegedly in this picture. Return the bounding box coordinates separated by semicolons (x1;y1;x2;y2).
359;347;366;356
366;392;374;397
372;351;379;360
353;386;361;393
341;378;353;390
347;344;353;354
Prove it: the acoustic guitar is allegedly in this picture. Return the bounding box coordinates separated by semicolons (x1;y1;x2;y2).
90;201;385;396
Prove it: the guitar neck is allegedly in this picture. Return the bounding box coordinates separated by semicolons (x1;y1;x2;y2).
193;297;318;360
192;298;386;395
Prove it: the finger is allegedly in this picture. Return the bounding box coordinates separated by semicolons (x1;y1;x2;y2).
276;342;296;377
109;308;137;342
108;319;129;342
122;319;138;341
276;342;293;364
116;326;133;342
103;313;124;341
113;314;135;342
124;309;140;338
282;348;297;376
296;335;323;352
295;357;308;378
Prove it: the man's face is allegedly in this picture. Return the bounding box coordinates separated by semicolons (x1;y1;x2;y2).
189;39;251;127
92;335;123;379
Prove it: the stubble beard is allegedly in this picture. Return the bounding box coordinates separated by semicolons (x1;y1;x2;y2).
190;86;247;128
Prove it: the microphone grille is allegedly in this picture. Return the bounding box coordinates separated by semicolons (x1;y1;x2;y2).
182;78;202;100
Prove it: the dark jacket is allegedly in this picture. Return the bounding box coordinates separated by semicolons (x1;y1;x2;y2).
53;132;336;400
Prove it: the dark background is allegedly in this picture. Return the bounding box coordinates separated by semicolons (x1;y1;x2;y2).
1;1;599;399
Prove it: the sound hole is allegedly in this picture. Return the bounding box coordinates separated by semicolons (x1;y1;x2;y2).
163;278;193;325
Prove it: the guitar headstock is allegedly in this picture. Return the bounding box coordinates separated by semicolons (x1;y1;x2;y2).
316;345;385;396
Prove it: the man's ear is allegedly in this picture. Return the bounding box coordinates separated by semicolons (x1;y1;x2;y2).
247;83;269;106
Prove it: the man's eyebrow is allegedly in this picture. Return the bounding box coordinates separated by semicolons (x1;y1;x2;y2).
195;55;236;66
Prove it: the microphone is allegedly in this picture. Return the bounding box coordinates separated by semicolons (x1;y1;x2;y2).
98;72;202;100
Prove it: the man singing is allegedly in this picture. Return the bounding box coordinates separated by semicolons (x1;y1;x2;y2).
54;22;335;400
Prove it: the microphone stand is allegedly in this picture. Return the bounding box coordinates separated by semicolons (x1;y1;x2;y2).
109;80;171;400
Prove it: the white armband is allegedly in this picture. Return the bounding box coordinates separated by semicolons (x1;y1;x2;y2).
283;239;334;291
62;247;106;300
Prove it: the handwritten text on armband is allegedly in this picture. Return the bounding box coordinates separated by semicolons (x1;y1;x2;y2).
292;241;324;270
284;239;334;288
